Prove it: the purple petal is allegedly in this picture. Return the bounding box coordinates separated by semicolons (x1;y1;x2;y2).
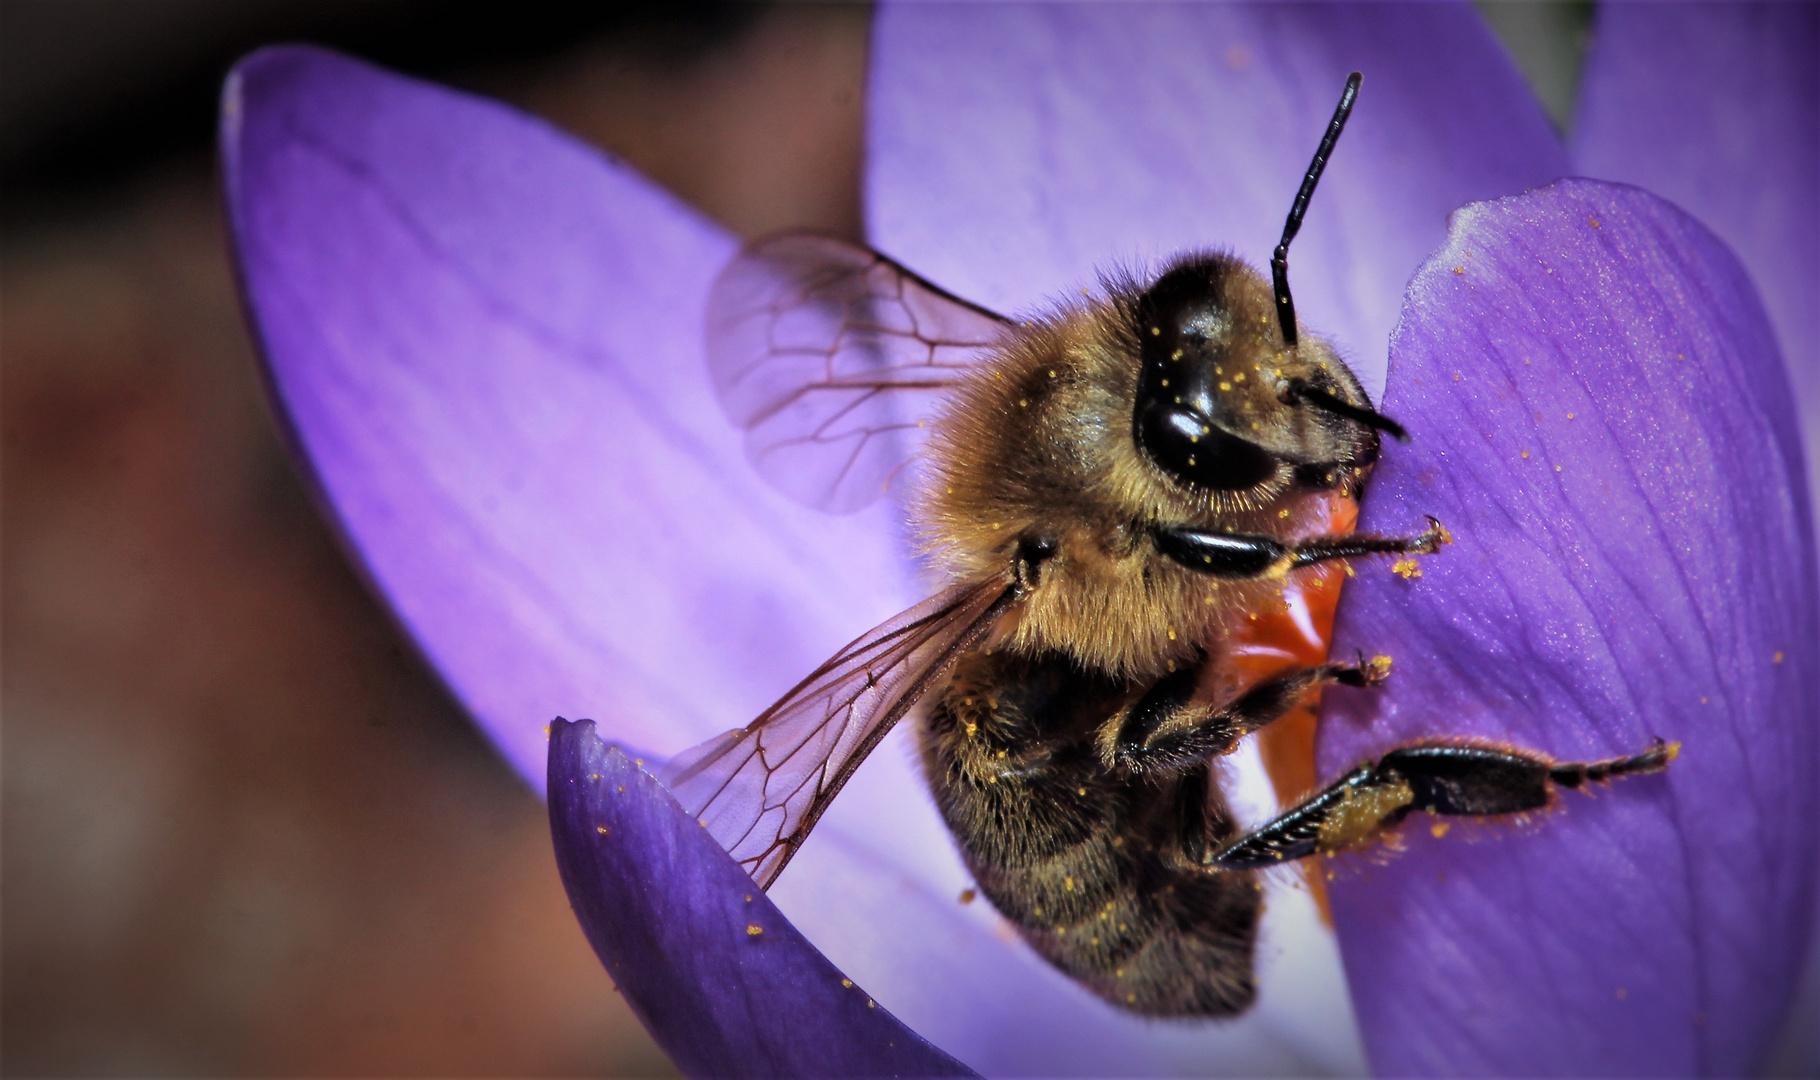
866;1;1566;402
1573;4;1819;510
1319;179;1819;1075
219;46;920;785
548;719;975;1079
219;45;1364;1077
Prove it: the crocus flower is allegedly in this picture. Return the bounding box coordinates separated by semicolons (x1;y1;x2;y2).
219;4;1817;1076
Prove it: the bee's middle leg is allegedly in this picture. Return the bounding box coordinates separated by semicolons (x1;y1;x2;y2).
1104;654;1390;775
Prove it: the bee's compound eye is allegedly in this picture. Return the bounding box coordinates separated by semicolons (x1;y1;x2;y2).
1135;401;1277;491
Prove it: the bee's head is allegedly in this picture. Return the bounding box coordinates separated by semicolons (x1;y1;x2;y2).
1130;254;1394;497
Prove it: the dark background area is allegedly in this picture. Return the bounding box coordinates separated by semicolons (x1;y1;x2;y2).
3;2;867;1074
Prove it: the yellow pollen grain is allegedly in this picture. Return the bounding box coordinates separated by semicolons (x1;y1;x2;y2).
1589;216;1602;228
746;925;763;936
1234;372;1246;382
1392;558;1422;579
1278;509;1290;518
1452;266;1465;275
1701;696;1709;704
542;723;551;736
1167;628;1178;641
596;825;610;836
1171;349;1183;361
1453;373;1462;381
1064;876;1076;892
1048;369;1057;378
868;999;877;1009
1079;788;1088;797
1431;821;1451;839
842;978;853;988
634;758;643;767
917;420;925;427
959;888;977;904
745;894;753;902
699;819;708;828
1567;412;1575;419
964;721;977;736
1161;378;1170;388
617;785;625;793
1150;326;1161;336
1127;993;1137;1004
991;522;1001;530
1774;651;1785;663
1219;381;1231;391
1019;399;1028;407
1521;450;1531;459
1187;456;1196;466
588;773;601;781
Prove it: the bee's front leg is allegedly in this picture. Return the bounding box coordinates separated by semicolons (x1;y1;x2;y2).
1102;654;1391;775
1153;516;1449;578
1209;739;1678;869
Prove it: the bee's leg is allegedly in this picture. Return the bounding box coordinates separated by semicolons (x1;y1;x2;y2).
1104;655;1391;775
1154;516;1449;578
1209;738;1678;869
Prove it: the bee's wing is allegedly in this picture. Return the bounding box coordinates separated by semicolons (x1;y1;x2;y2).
661;575;1020;889
706;232;1012;514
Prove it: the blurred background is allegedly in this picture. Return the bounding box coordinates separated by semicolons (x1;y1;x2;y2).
3;3;874;1073
6;2;1778;1077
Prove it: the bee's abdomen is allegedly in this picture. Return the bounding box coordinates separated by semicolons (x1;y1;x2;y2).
921;650;1263;1017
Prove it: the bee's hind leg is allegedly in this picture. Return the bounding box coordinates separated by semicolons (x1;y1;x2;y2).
1104;654;1391;775
1209;738;1677;869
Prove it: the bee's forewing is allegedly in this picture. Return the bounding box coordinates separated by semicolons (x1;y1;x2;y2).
706;232;1010;514
661;575;1017;888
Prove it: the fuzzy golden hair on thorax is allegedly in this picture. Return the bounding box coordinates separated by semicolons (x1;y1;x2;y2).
913;253;1367;679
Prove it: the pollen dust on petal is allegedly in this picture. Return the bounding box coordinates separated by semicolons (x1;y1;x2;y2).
1391;558;1422;579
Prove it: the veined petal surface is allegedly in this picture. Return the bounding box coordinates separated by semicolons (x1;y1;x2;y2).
1573;4;1818;500
1320;179;1819;1076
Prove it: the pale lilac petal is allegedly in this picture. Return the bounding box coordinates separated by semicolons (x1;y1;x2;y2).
1573;3;1819;507
219;46;920;786
867;1;1567;403
548;720;975;1079
1320;179;1819;1075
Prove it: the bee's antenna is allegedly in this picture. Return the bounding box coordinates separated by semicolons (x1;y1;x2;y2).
1283;378;1409;442
1272;72;1361;348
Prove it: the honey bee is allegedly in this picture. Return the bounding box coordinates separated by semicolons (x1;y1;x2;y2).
662;73;1673;1017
